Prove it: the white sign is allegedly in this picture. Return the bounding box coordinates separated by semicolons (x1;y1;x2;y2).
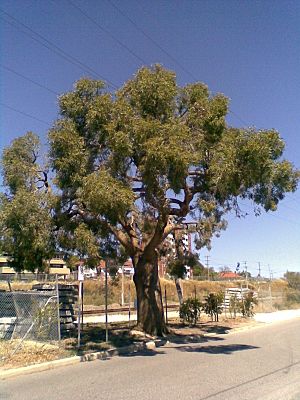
78;265;85;281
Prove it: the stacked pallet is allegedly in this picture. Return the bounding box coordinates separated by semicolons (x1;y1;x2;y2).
32;283;78;337
58;284;78;337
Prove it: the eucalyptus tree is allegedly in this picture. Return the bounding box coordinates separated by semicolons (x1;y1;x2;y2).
49;65;298;335
0;132;54;272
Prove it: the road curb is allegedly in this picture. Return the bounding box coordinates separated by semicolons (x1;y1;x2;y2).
0;342;149;380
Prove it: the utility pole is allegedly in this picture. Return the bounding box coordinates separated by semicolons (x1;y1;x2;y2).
121;263;124;306
105;259;109;343
268;264;273;309
205;255;210;281
243;261;248;289
257;262;261;302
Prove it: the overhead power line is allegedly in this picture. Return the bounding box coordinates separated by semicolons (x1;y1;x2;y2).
67;0;146;65
228;110;250;126
0;64;59;96
0;102;50;126
1;4;274;131
1;4;251;126
107;0;251;127
107;0;198;81
0;8;117;89
238;200;300;228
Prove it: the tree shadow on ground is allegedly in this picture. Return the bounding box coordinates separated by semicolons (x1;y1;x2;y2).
158;334;224;347
176;343;259;355
69;323;145;355
67;321;241;358
167;321;233;335
117;348;165;358
199;323;233;335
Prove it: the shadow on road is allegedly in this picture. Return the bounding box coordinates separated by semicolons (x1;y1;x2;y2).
199;324;232;334
118;349;166;358
176;343;259;355
159;334;224;347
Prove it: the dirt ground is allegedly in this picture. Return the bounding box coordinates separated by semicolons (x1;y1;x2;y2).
0;315;258;371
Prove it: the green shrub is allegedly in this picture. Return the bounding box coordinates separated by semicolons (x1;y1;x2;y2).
179;297;202;325
204;292;224;322
229;294;240;318
240;292;257;317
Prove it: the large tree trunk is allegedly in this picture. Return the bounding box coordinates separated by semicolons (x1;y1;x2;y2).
133;251;167;336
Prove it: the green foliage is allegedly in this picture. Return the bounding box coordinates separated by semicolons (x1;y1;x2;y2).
74;224;99;260
119;64;177;120
0;134;54;272
81;170;134;224
204;292;224;322
284;271;300;290
1;132;40;194
179;297;202;325
0;189;54;272
48;65;299;261
240;292;258;317
229;295;240;318
168;259;186;279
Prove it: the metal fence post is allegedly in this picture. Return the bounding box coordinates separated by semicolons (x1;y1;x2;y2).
56;275;61;341
164;286;168;325
121;263;124;306
128;284;131;329
77;281;82;348
224;289;227;319
105;259;108;343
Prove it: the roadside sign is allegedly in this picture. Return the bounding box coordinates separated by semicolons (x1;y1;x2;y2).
78;265;85;281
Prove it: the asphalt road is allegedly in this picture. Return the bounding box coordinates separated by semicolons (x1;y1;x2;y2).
1;319;300;400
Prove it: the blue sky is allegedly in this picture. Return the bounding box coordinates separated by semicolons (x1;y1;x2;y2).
1;0;300;277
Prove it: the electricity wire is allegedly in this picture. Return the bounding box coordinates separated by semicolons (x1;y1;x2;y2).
0;102;51;126
0;8;117;89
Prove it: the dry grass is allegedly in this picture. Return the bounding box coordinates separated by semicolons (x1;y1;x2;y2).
81;278;240;306
0;340;73;370
83;278;135;306
0;281;35;292
1;277;298;312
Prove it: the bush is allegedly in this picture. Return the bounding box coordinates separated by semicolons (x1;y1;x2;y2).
204;292;224;322
229;294;240;318
240;292;257;317
286;291;300;304
284;271;300;290
179;297;202;325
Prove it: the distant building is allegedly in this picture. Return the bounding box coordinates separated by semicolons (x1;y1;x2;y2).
0;254;70;276
218;271;239;280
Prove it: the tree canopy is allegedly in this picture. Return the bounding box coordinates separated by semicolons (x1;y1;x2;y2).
1;65;298;334
49;65;298;261
0;132;54;272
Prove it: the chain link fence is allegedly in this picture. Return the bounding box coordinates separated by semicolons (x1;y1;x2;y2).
0;289;60;358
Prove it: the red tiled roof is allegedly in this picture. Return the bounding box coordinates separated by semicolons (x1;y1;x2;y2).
219;271;239;278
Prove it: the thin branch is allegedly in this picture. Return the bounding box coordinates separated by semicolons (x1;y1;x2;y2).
169;198;183;206
127;176;142;183
132;187;145;193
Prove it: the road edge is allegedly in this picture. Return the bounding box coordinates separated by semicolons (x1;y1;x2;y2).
0;341;149;380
